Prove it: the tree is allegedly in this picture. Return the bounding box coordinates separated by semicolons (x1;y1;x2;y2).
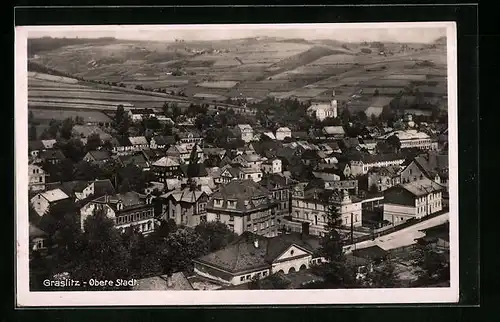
340;108;351;125
127;230;163;278
369;183;379;194
28;124;38;141
160;228;208;276
58;138;85;162
119;177;131;193
316;204;357;288
115;104;125;126
195;221;238;253
143;117;161;131
363;260;399;288
117;114;131;136
60;117;74;140
186;144;201;183
413;243;449;286
374;89;380;97
386;134;401;152
71;208;132;289
85;133;102;152
73;160;103;181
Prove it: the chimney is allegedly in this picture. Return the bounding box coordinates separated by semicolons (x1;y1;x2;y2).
301;222;310;237
253;238;259;248
166;275;173;287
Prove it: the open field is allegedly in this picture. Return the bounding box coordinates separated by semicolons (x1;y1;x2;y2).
29;37;447;103
30;108;113;123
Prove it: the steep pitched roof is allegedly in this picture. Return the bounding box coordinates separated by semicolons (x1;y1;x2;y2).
92;179;116;197
151;135;175;146
207;179;274;213
179;163;208;177
92;191;149;211
398;178;444;197
153;156;181;167
323;126;345;136
161;186;208;204
28;140;45;151
29;223;48;239
118;153;149;168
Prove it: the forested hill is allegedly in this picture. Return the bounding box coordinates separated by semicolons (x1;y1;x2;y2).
28;37;117;56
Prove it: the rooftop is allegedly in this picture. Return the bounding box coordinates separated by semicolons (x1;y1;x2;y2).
128;136;149;146
399;178;445;197
207;180;275;213
195;232;320;274
39;188;70;203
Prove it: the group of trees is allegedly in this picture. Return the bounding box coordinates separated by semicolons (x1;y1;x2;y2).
31;204;238;291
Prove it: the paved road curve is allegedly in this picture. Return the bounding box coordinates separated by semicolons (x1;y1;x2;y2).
345;212;450;253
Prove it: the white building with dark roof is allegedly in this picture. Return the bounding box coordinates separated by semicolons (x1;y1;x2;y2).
80;192;155;234
235;124;254;142
275;127;292;141
379;129;434;150
383;178;444;225
206;179;279;237
30;188;70;216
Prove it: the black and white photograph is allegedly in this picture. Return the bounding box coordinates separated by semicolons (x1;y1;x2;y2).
15;22;458;306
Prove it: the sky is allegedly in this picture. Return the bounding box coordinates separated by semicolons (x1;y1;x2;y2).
24;23;449;43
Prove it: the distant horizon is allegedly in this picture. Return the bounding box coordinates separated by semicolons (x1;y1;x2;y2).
23;23;448;44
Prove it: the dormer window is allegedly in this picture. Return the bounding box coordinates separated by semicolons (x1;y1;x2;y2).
117;201;123;211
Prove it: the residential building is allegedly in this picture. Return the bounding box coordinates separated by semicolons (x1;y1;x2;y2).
45;179;116;202
128;108;156;122
108;136;134;155
160;185;210;227
177;129;203;150
307;93;338;121
260;174;297;226
28;163;47;192
349;153;406;176
117;152;150;171
72;125;112;145
322;126;346;139
80;192;156;235
149;135;175;150
275;127;292;141
206;167;224;185
152;156;182;182
261;159;282;174
39;149;65;165
205;179;279;237
41;139;57;150
232;152;264;170
219;166;241;184
383;178;444;225
144;182;166;195
28;140;45;159
83;150;112;166
379;130;434;150
30;188;70;216
29;223;48;253
287;185;363;236
237;167;263;182
367;165;402;192
166;144;204;164
193;231;323;286
235;124;254;142
128;136;150;151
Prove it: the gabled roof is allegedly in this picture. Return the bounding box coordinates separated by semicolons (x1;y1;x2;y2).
259;173;297;190
142;149;167;162
207;179;274;213
153;156;181;167
394;178;444;197
38;188;70;203
85;150;111;161
323;126;345;135
151;135;176;146
236;124;253;131
276;127;291;133
92;191;149;211
92;179;116;197
29;223;48;239
180;163;208;177
194;232;320;274
352;245;388;261
206;167;223;178
41;139;57;149
28;140;45;151
161;186;208;204
129;136;149;146
40;149;65;160
118;153;149;168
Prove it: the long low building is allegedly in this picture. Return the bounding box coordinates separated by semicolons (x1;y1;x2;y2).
378;130;438;151
193;230;324;286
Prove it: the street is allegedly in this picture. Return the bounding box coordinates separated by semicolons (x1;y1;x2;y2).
346;212;450;252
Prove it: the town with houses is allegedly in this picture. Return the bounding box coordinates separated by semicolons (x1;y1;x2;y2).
26;34;450;292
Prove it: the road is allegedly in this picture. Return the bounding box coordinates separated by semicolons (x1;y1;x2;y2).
345;212;449;253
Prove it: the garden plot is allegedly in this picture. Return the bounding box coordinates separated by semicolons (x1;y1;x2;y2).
30;108;113;122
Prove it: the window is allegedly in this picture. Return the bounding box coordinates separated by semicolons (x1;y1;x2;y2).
240;276;245;282
39;177;43;183
263;271;267;277
246;275;251;280
229;215;234;222
216;214;221;221
290;250;295;256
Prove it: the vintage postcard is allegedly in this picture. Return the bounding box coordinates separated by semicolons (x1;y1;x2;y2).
15;22;458;306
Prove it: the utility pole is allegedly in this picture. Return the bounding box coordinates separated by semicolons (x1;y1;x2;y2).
350;213;354;245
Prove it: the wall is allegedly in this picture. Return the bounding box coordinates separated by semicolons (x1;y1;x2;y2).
30;194;50;216
339;202;363;227
207;207;279;237
271;254;312;274
193;262;233;285
400;161;425;183
383;203;417;225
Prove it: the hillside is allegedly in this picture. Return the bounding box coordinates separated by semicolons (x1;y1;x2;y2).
28;37;118;57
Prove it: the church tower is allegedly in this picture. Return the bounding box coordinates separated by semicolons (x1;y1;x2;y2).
330;89;338;118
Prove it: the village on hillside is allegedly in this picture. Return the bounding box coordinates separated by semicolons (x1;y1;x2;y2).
27;33;451;292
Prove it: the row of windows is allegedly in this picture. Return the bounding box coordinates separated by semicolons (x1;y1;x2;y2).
240;271;268;282
116;211;153;224
248;220;275;231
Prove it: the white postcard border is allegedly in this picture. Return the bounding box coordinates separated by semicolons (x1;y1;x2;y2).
15;22;459;307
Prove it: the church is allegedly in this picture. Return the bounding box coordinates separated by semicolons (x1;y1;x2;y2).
307;90;338;121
